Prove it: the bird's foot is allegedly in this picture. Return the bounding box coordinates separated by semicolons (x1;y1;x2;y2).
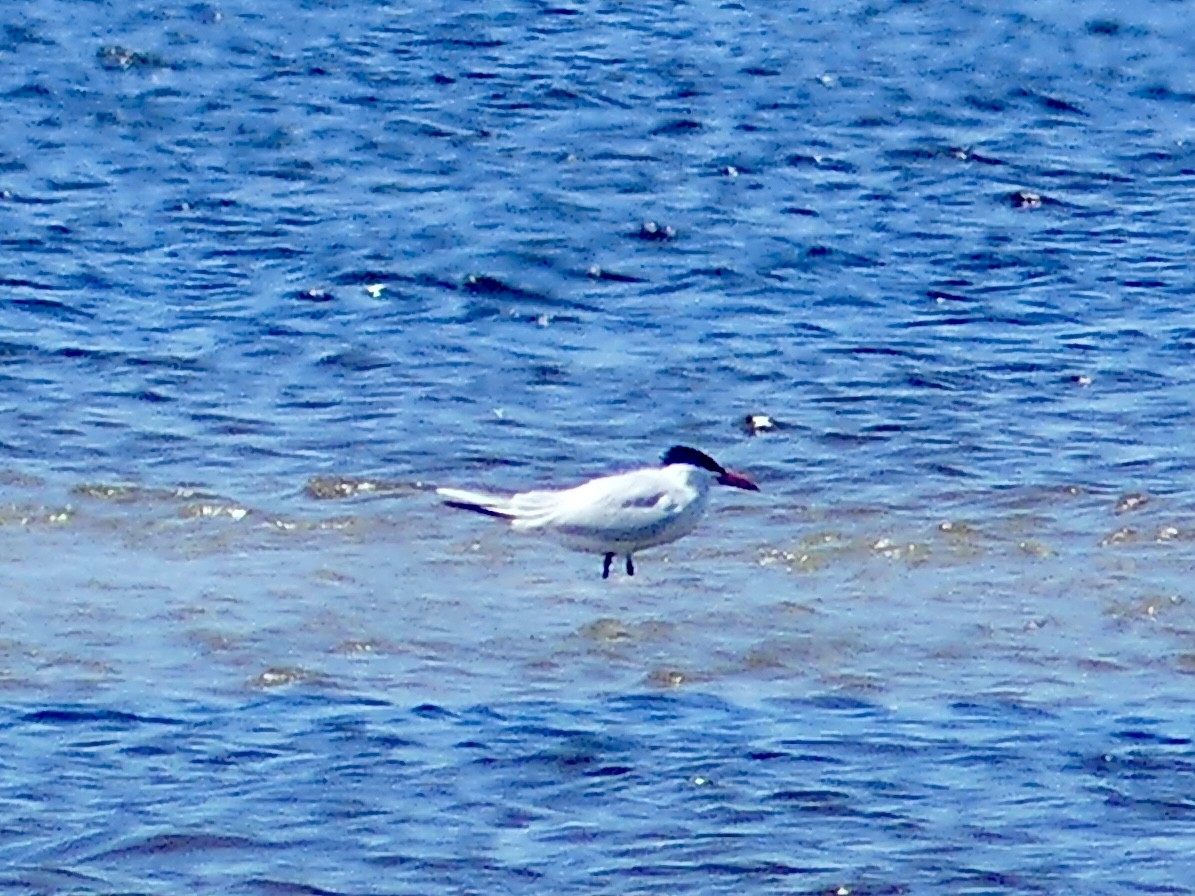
626;555;635;576
602;552;614;579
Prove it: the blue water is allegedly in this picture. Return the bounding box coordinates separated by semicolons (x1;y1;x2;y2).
2;694;1192;894
3;0;1195;891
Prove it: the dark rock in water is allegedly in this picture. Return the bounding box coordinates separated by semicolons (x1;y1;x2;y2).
96;45;169;71
1007;190;1047;208
304;476;413;500
633;221;676;241
316;348;390;371
743;413;780;435
1100;526;1139;546
578;618;633;642
651;119;703;137
950;146;1005;165
646;667;688;688
586;265;646;283
463;274;544;300
306;476;382;499
294;287;335;302
1114;493;1149;514
250;667;317;689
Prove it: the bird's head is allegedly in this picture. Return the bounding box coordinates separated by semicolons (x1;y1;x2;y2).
661;445;759;491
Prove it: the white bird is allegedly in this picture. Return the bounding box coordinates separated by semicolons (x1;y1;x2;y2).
436;445;759;578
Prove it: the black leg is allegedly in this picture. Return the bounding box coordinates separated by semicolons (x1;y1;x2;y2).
626;555;635;576
602;552;614;579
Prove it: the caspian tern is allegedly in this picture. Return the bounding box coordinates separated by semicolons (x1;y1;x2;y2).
436;445;759;578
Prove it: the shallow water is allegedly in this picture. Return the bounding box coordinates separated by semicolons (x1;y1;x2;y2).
3;0;1195;891
4;474;1194;892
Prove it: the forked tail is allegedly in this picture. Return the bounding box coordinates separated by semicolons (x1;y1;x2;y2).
436;487;515;519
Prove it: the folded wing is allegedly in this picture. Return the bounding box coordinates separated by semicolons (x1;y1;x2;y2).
521;472;690;545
